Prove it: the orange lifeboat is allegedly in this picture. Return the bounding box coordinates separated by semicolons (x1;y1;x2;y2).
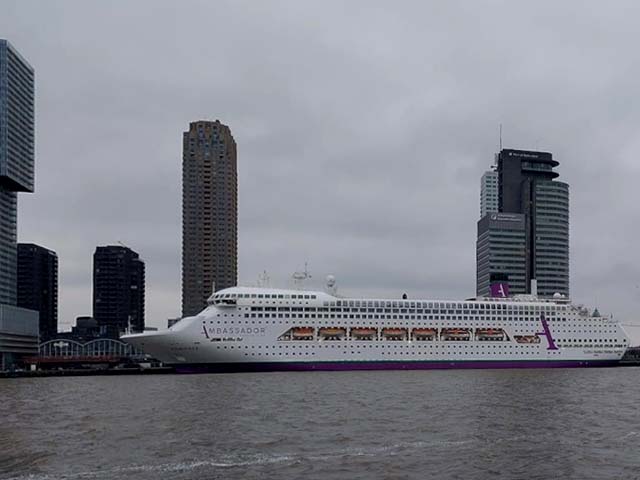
292;327;314;338
319;327;347;339
444;328;469;334
413;328;437;335
382;328;407;339
351;328;377;338
476;328;506;340
441;328;470;341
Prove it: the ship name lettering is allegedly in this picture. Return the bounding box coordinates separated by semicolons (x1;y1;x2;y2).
208;327;266;336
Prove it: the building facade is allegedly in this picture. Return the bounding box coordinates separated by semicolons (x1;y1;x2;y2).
476;213;526;296
480;170;498;218
532;180;570;297
17;243;58;340
0;304;38;370
0;39;38;369
93;246;145;337
0;39;35;305
476;149;569;297
182;120;238;317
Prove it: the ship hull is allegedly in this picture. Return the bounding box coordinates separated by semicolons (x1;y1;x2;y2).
173;359;620;374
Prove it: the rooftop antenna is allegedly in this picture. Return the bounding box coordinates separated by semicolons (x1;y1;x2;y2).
499;124;503;151
292;262;312;289
257;270;270;287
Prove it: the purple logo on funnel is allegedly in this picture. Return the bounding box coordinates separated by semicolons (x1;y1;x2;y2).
490;282;509;298
536;314;558;350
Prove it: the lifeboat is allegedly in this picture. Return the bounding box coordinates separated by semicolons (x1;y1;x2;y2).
413;328;437;335
441;328;470;341
351;328;377;339
412;328;437;340
382;328;407;340
476;328;506;341
515;335;540;344
292;327;314;338
319;327;347;339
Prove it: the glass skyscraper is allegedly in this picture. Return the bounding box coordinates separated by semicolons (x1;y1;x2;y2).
480;170;498;218
0;39;35;305
0;39;38;370
476;149;569;297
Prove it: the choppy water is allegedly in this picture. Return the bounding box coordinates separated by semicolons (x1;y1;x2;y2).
1;368;640;480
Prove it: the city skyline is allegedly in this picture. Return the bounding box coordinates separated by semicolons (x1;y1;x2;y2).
2;2;640;344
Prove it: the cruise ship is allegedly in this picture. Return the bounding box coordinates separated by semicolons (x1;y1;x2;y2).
123;281;630;372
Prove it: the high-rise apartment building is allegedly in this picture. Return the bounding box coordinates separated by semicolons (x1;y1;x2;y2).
182;120;237;317
93;246;145;337
17;243;58;340
0;39;35;305
476;149;569;297
0;39;38;370
480;170;498;218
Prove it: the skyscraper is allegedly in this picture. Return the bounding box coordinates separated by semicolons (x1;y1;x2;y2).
480;170;498;218
17;243;58;340
0;40;39;370
476;213;526;295
93;246;145;337
0;39;35;305
476;148;569;297
182;120;238;317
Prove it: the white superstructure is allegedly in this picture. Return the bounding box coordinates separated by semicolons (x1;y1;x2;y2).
123;286;629;372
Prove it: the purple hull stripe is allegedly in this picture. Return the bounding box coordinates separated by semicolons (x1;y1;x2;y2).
174;360;620;374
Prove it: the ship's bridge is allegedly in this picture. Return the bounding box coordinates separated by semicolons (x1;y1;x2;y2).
207;286;336;307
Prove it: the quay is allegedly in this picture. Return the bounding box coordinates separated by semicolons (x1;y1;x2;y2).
0;366;175;379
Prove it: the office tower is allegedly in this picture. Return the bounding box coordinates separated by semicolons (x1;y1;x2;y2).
480;170;498;218
0;40;38;370
476;213;526;296
182;120;238;317
93;246;145;337
0;39;35;305
17;243;58;340
476;149;569;297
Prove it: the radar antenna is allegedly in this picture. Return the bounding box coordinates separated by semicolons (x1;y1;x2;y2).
257;270;270;287
292;262;312;289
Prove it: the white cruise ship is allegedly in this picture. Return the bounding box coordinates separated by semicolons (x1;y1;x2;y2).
123;283;630;372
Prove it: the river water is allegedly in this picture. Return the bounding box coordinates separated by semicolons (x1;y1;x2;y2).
1;368;639;480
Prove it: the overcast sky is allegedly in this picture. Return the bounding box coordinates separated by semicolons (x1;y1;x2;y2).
3;0;640;341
